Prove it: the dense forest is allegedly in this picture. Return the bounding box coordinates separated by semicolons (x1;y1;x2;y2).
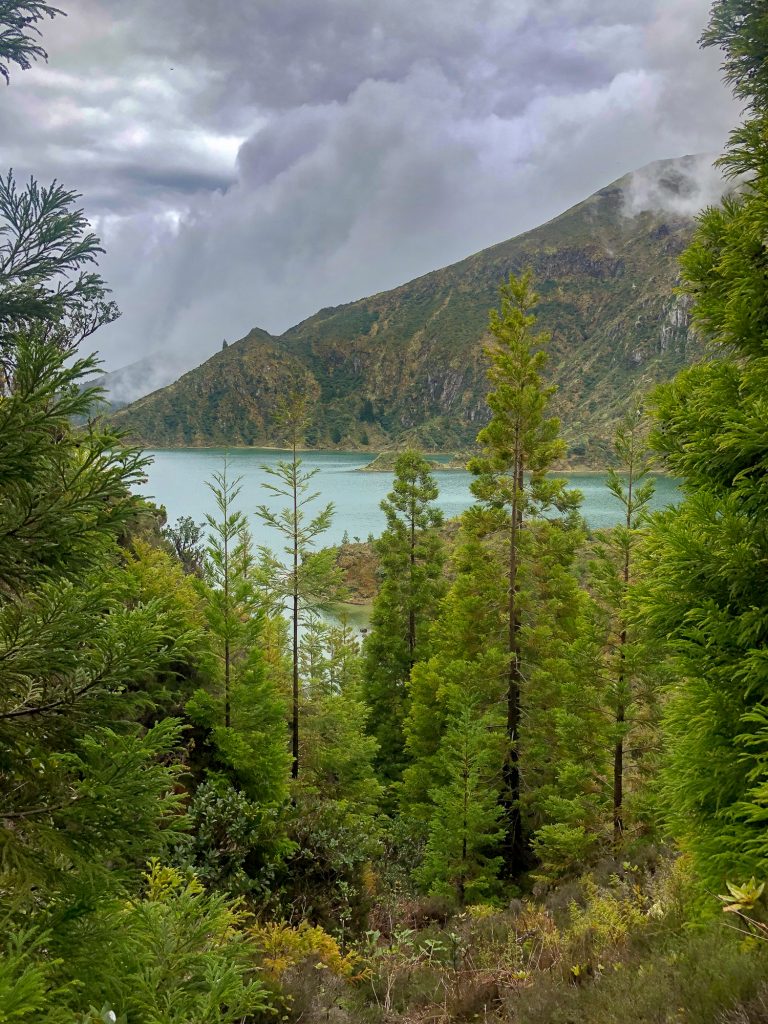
2;2;768;1022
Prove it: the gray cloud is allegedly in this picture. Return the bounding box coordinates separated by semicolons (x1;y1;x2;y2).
622;153;729;218
0;0;740;384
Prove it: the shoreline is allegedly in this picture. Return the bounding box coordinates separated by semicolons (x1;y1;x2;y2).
143;446;667;476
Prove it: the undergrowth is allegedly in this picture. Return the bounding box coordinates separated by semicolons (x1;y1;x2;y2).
266;855;768;1024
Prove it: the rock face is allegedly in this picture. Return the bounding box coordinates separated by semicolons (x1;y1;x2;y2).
111;157;717;460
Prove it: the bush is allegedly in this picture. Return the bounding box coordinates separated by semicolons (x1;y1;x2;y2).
279;794;380;935
177;776;291;901
251;921;363;1024
59;862;274;1024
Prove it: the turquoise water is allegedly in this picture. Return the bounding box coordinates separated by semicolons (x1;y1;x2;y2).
137;448;680;548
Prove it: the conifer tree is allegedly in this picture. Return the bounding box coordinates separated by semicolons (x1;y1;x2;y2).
0;340;195;912
0;170;118;375
402;521;508;816
301;617;381;815
256;398;343;778
468;270;580;873
518;518;605;881
416;697;504;905
200;461;259;729
639;0;768;889
282;617;381;931
183;462;291;895
589;412;660;850
0;28;277;1019
362;450;445;782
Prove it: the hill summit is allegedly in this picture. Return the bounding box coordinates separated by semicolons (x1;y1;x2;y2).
111;155;721;461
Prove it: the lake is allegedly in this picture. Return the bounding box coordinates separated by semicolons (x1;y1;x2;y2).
137;448;680;549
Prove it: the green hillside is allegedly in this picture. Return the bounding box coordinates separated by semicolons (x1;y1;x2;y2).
112;157;715;460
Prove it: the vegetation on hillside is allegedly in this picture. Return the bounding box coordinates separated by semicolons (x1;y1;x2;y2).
2;1;768;1021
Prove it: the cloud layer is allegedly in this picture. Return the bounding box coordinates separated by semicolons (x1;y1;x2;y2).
0;0;739;378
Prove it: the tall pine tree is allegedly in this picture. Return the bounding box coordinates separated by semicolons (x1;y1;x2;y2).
589;412;661;851
201;460;259;729
468;270;580;874
256;429;343;779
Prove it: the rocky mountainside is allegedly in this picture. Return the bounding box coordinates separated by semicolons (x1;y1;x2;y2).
111;156;718;461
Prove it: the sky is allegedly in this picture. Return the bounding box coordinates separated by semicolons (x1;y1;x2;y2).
0;0;740;386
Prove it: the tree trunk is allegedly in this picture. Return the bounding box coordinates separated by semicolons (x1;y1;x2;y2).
614;470;633;849
502;434;525;876
292;437;300;780
460;758;469;907
292;588;299;779
223;484;231;730
408;504;416;667
613;676;625;850
224;639;231;729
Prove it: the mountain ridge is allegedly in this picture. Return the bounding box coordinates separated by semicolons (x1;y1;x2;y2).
110;155;719;460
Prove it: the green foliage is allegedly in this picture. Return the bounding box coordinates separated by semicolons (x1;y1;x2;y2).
198;460;263;730
584;411;663;854
0;334;147;591
181;465;291;897
256;436;344;779
0;334;214;1014
282;790;380;933
362;450;445;784
416;697;504;905
177;776;291;900
60;862;273;1023
401;522;508;816
0;1;62;84
275;616;381;930
469;269;582;873
512;914;768;1024
0;336;196;913
300;618;381;816
256;462;339;603
0;174;117;368
640;3;768;892
702;0;768;113
0;930;70;1022
163;514;205;576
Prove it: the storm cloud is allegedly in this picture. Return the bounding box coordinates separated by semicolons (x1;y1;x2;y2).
0;0;740;383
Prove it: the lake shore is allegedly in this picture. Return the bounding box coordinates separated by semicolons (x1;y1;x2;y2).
143;445;641;476
138;448;680;553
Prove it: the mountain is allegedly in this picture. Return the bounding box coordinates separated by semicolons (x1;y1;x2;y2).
111;156;720;461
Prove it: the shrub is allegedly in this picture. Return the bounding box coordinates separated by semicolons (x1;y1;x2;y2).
60;862;274;1024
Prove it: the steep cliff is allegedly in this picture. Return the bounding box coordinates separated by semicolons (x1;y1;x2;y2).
111;157;714;458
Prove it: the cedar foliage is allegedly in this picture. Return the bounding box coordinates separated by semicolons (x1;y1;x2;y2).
415;696;504;905
639;0;768;890
0;2;61;83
